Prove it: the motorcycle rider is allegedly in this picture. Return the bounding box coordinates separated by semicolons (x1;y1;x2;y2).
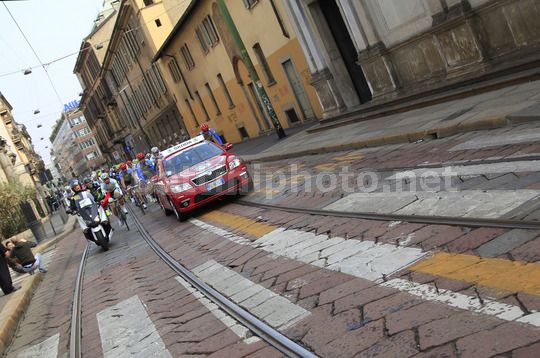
68;178;112;244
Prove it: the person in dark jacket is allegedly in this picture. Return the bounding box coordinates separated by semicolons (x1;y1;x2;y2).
5;239;47;274
0;242;17;295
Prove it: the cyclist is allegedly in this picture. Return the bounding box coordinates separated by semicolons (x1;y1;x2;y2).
134;152;157;203
100;172;128;218
200;123;223;146
150;146;160;167
119;162;147;210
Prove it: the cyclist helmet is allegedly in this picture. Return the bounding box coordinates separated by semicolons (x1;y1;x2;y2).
100;172;110;181
119;162;127;170
151;146;159;154
136;152;145;160
200;123;209;132
83;177;91;185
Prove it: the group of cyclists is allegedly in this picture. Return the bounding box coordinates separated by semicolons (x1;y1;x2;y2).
70;124;222;212
68;147;160;224
65;123;224;243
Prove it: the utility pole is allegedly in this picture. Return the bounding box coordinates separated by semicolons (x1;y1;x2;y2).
216;0;286;139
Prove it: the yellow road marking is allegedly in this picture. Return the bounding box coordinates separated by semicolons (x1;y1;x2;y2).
314;163;338;172
333;151;364;162
410;252;540;296
199;211;276;238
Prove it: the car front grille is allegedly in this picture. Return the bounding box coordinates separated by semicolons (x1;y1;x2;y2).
192;165;227;186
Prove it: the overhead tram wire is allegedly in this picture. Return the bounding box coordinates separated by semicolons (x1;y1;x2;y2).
2;2;64;107
0;0;192;79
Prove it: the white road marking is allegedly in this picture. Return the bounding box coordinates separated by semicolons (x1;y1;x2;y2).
381;279;540;327
191;220;540;328
324;190;540;218
387;160;540;179
175;276;259;344
13;333;59;358
193;260;310;330
450;131;540;151
191;219;425;282
97;295;172;358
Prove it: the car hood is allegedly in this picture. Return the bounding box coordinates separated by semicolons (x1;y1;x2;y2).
168;154;228;183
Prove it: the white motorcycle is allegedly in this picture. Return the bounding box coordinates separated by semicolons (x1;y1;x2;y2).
71;193;112;251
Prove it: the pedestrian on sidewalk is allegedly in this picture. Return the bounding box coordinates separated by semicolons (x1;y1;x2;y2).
0;242;17;295
5;238;47;274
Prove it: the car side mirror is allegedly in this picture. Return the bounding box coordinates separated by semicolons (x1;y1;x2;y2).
224;143;233;151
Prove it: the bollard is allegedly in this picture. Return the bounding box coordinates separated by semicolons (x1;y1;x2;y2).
19;201;47;243
59;204;68;224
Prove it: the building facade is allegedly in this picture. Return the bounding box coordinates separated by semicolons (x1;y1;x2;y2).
283;0;540;119
153;0;323;143
0;92;45;186
50;109;104;179
75;0;187;163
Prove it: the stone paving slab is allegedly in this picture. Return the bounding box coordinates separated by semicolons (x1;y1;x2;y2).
238;80;540;163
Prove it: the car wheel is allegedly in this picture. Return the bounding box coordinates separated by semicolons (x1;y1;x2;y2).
160;197;172;216
169;198;185;222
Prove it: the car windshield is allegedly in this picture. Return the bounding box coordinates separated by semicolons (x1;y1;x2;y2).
163;142;223;177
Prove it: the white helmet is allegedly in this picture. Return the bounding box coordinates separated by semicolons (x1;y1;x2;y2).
151;146;159;154
100;172;110;180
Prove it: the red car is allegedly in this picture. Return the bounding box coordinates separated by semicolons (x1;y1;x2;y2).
154;135;251;221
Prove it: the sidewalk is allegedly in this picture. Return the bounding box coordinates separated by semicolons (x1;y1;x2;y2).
235;79;540;162
0;212;77;354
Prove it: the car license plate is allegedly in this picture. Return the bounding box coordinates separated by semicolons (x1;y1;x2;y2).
207;178;225;191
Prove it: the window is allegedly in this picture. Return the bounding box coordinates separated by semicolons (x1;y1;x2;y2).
285;108;300;123
143;0;153;6
202;16;219;46
195;27;209;54
155;19;162;27
194;91;210;121
205;83;221;115
243;0;258;9
85;151;98;160
252;43;275;84
238;126;249;139
217;74;234;108
167;59;182;83
195;16;219;54
180;44;195;70
270;0;289;38
185;99;198;126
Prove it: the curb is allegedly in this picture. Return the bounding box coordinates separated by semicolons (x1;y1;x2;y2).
244;116;513;164
0;216;78;355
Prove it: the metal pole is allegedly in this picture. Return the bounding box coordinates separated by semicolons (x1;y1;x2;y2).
216;0;286;139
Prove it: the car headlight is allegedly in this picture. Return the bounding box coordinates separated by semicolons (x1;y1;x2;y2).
228;158;242;170
171;183;193;193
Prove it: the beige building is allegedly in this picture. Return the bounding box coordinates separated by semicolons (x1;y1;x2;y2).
75;0;187;161
154;0;323;143
0;92;44;186
283;0;540;118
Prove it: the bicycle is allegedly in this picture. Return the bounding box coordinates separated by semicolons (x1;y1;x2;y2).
127;185;146;215
107;197;130;231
